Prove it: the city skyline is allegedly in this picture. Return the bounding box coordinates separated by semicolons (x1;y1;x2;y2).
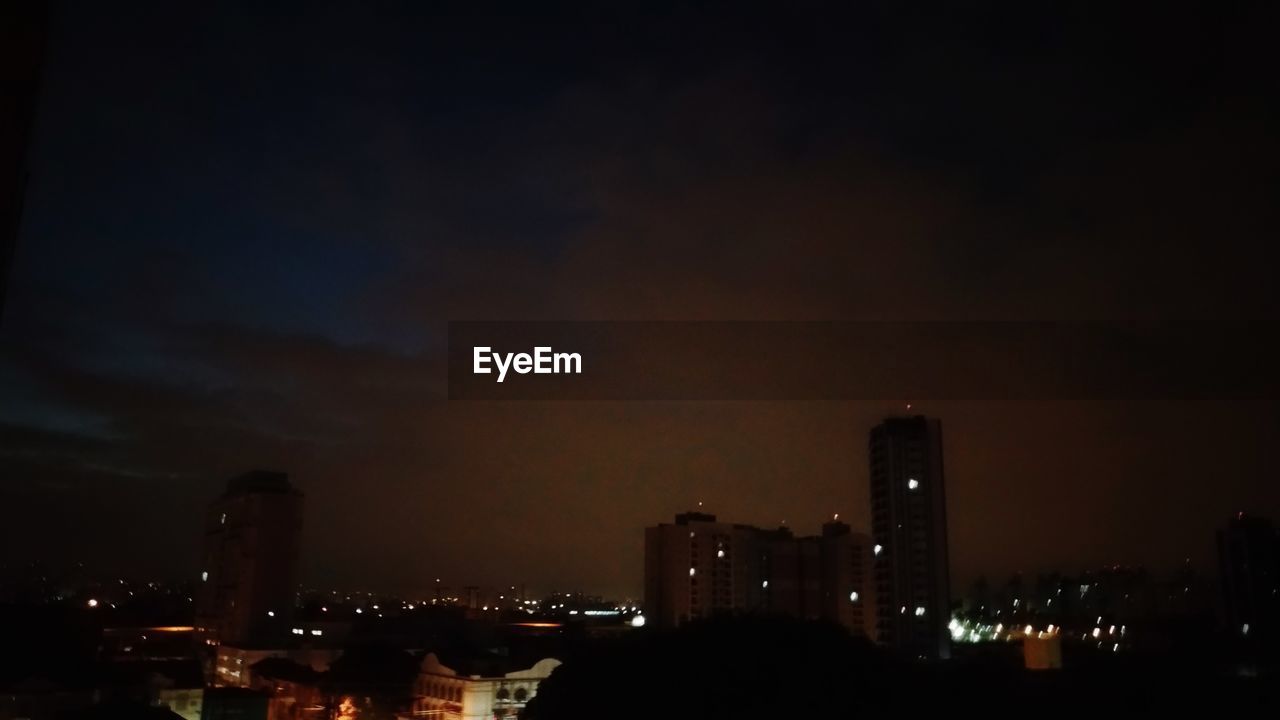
5;2;1280;716
4;405;1265;605
3;1;1279;602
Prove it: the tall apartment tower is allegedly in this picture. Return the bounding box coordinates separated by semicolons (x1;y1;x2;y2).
1217;513;1280;640
195;471;303;646
644;511;761;629
869;416;951;659
816;519;877;638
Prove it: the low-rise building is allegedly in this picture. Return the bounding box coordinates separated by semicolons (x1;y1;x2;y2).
406;653;560;720
214;646;337;689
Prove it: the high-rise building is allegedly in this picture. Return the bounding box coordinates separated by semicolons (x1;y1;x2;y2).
1217;512;1280;640
195;471;304;646
643;512;874;635
644;511;758;628
869;415;951;659
816;519;877;638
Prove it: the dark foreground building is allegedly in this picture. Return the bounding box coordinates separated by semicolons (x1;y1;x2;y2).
195;471;304;647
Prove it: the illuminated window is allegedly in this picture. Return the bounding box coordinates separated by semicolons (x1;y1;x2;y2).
873;544;883;556
907;478;919;490
849;591;860;602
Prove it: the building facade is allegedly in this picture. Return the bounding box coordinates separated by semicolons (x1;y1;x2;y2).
644;512;875;636
213;645;337;689
1217;512;1280;640
407;653;561;720
869;415;951;659
196;471;304;647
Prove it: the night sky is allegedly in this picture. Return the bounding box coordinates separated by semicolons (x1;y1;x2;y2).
2;1;1278;599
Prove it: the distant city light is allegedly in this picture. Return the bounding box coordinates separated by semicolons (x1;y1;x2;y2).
355;608;363;614
762;580;769;589
87;599;98;608
311;629;322;636
873;544;883;556
914;606;926;616
631;614;646;628
849;591;860;602
1024;625;1033;635
201;571;208;582
907;478;919;490
689;567;696;577
1242;623;1250;635
717;549;725;558
267;611;275;617
1092;627;1101;638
